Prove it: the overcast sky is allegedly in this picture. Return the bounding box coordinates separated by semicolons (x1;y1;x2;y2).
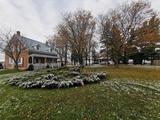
0;0;160;61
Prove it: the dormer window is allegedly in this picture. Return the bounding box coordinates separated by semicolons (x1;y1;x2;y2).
50;48;52;52
47;48;52;52
36;44;40;50
32;46;35;49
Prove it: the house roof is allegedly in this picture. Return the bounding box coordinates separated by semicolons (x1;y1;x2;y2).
20;36;57;56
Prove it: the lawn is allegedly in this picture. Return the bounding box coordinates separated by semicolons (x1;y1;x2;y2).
83;66;160;81
0;66;160;120
0;69;23;75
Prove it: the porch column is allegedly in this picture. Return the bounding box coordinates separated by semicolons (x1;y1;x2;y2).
45;58;47;65
32;56;34;64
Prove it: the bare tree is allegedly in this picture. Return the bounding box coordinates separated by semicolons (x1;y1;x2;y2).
49;10;96;66
47;24;69;66
99;15;123;67
113;0;154;63
0;31;26;70
84;24;96;65
91;40;98;64
99;15;113;66
63;10;96;66
99;0;155;66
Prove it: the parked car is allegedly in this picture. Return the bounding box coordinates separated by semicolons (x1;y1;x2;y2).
108;61;114;65
100;62;107;65
128;59;133;64
142;60;151;64
0;63;3;69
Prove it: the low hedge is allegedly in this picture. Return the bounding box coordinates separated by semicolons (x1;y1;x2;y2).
7;73;107;89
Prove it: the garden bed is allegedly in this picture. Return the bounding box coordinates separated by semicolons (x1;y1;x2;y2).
7;67;107;89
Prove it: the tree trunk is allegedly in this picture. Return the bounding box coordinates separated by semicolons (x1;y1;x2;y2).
85;55;88;66
78;54;84;66
64;45;68;66
60;56;63;67
14;61;19;70
123;51;128;64
114;59;119;68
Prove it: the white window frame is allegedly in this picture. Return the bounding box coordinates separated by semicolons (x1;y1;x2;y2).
18;57;23;64
9;57;14;64
50;48;52;52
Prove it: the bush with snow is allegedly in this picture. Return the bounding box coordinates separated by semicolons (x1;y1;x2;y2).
7;71;107;89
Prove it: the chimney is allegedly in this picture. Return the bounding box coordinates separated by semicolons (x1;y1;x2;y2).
16;31;20;35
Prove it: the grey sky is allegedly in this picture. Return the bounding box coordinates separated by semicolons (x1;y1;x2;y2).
0;0;160;61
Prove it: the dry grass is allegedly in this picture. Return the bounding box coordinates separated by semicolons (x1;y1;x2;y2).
83;66;160;81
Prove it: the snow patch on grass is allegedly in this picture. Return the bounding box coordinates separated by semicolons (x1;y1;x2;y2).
101;80;160;94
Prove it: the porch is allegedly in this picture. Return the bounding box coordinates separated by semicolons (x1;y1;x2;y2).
29;54;58;69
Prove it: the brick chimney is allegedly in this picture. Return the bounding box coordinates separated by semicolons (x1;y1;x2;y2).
16;31;20;35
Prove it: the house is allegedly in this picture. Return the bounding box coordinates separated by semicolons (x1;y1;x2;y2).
152;42;160;65
0;61;4;69
5;31;58;70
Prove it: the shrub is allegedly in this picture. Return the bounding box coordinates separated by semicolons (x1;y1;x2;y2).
0;63;3;69
7;72;107;89
28;64;34;71
46;64;50;68
41;81;59;89
72;79;84;86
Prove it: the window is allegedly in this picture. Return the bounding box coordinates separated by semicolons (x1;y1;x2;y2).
32;46;35;49
18;58;23;64
9;57;23;64
9;58;14;64
40;58;44;63
36;58;39;63
36;44;40;50
29;57;32;64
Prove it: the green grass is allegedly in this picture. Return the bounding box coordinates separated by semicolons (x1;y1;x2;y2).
0;69;23;75
0;66;160;120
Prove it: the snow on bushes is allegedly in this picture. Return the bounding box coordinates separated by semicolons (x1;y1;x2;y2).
7;72;107;89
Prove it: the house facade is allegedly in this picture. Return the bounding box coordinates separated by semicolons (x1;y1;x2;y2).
153;42;160;65
5;31;58;70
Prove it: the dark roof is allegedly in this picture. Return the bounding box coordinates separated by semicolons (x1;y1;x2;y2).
29;50;57;56
20;36;57;56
